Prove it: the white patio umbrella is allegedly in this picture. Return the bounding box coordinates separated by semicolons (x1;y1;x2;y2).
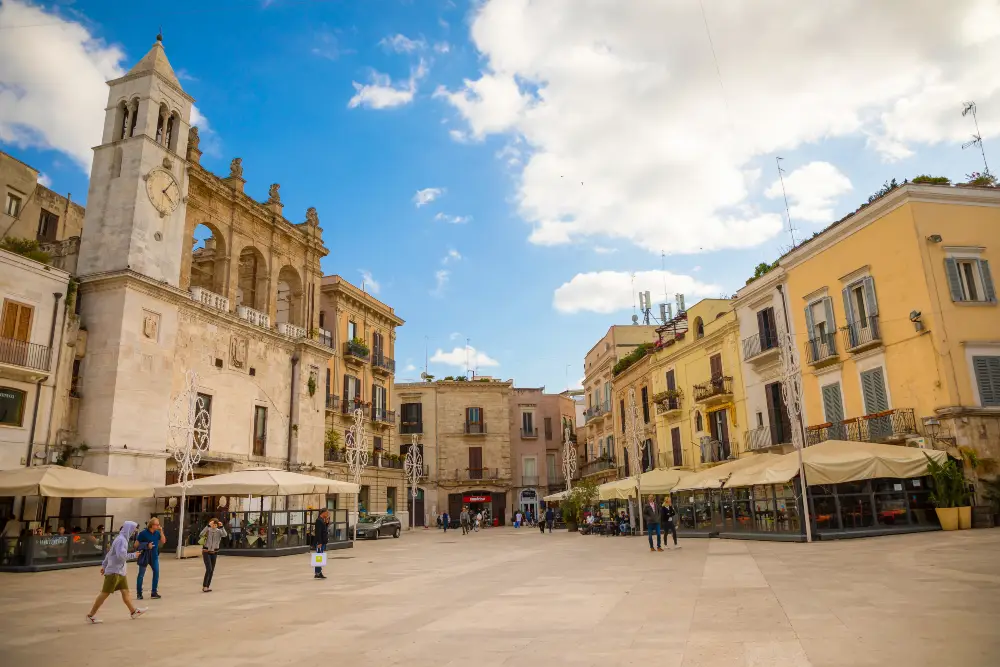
0;465;153;498
154;467;359;497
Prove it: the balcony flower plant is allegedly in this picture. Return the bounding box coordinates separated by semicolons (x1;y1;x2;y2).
349;337;370;357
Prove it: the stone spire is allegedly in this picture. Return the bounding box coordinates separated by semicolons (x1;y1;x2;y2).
127;33;182;87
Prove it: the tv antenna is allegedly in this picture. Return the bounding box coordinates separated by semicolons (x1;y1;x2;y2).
630;272;637;321
660;250;669;304
776;157;797;246
962;101;990;175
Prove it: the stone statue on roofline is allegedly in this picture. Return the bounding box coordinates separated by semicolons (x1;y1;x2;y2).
305;207;319;227
188;126;200;151
267;183;281;204
229;157;243;178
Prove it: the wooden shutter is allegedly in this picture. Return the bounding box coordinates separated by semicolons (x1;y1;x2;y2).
468;446;483;470
620;399;626;433
980;260;997;303
371;384;376;411
823;297;836;333
343;374;350;401
416;402;422;423
641;387;650;423
671;427;683;466
842;286;856;325
945;258;965;301
821;383;844;423
666;369;676;391
1;301;33;342
354;377;362;402
709;411;719;440
709;353;722;379
972;356;1000;406
544;417;552;440
804;303;816;339
765;382;780;444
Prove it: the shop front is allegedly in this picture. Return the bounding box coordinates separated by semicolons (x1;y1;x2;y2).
448;491;507;526
518;489;538;519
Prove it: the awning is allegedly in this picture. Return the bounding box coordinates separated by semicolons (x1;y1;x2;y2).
542;490;570;502
637;467;693;495
725;440;948;488
0;465;154;498
154;467;359;497
673;454;784;492
598;477;637;500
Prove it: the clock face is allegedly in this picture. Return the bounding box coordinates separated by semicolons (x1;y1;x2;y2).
145;168;180;217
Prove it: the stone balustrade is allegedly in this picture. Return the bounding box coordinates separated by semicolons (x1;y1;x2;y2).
277;322;306;339
190;286;230;313
237;304;270;329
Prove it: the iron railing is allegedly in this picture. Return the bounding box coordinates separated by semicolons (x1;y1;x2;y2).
841;315;881;352
581;457;616;476
699;437;734;463
520;427;538;438
344;340;370;362
744;424;788;451
521;475;539;486
0;336;51;372
371;408;396;425
656;450;687;468
442;467;502;481
654;390;683;414
342;399;364;415
315;330;334;348
326;395;340;412
693;376;733;402
742;331;779;360
464;422;487;435
806;408;917;445
372;355;395;374
400;421;423;434
806;333;838;365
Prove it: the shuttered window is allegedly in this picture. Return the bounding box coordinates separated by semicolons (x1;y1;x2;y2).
972;356;1000;406
1;300;33;342
821;383;844;424
860;367;889;415
671;427;683;466
945;257;997;303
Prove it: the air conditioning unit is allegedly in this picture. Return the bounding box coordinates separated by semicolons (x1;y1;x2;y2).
908;437;930;449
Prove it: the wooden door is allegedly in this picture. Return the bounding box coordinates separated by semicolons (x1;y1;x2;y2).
709;353;723;379
491;492;506;526
671;427;683;467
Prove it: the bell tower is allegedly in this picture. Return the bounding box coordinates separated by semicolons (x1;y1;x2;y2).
77;35;193;287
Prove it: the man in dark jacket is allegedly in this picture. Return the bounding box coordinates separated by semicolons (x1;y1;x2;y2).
642;495;662;552
661;497;680;549
314;509;330;579
545;507;555;533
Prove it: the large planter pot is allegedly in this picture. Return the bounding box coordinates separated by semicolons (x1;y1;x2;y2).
566;521;578;533
958;505;972;530
935;507;960;531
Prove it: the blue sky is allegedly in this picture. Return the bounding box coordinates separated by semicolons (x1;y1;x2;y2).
2;0;999;390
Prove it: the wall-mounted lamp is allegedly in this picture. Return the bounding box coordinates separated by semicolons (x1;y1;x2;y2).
909;309;924;332
927;234;943;243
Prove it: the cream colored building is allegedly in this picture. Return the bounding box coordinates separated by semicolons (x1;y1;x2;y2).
393;378;513;525
509;387;576;517
610;353;655;475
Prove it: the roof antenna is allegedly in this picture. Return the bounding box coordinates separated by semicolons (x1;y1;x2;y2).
631;272;637;319
157;27;163;42
660;250;669;304
962;101;990;175
776;156;796;247
466;337;471;379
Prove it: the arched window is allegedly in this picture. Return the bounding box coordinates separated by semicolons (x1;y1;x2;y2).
114;101;128;141
695;411;703;432
155;104;167;144
165;113;177;151
694;317;704;339
190;223;227;295
236;247;268;311
128;98;139;137
276;266;304;326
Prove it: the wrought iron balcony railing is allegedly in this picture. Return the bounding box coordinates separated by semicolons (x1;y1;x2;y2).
372;355;395;374
315;329;334;348
742;331;779;361
581;457;616;476
806;408;917;446
443;467;502;481
325;395;340;412
0;336;51;372
344;340;370;363
698;437;734;464
464;422;487;435
693;376;733;402
744;424;789;452
656;450;688;469
805;332;838;365
400;421;423;434
841;315;882;353
520;427;538;438
654;390;683;415
371;408;396;425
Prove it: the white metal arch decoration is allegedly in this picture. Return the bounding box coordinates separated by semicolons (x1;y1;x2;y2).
344;407;369;540
167;370;211;559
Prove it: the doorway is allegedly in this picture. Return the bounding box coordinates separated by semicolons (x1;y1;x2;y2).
407;488;425;527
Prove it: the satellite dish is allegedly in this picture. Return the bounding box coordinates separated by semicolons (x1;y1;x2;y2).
631;314;639;324
420;372;429;380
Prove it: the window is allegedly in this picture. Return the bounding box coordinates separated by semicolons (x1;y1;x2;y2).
1;300;33;342
946;257;996;303
401;402;423;433
821;382;845;430
359;485;370;514
842;277;880;348
521;411;534;435
373;436;383;452
620;399;626;433
0;387;26;426
325;368;330;399
468;447;483;478
319;311;325;328
37;209;59;242
695;411;703;432
670;427;683;467
5;192;23;217
544;416;553;440
709;353;723;379
972;356;1000;406
547;453;557;480
757;307;778;349
466;407;484;434
641;386;650;423
386;487;396;514
372;384;387;418
372;332;383;361
253;406;267;456
71;360;82;397
344;374;361;406
347;320;358;341
756;412;764;427
859;367;889;415
606;434;614;458
197;393;213;448
523;457;537;478
805;297;835;339
694;317;704;338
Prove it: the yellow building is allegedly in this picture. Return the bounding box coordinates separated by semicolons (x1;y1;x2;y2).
648;299;750;471
781;183;1000;464
610;352;654;476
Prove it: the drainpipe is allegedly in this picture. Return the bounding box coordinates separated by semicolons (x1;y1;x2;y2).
775;284;813;543
26;292;62;467
288;353;300;470
43;286;70;453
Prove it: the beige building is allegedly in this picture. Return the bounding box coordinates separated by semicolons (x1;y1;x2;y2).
610;353;656;475
319;276;406;516
580;324;658;484
508;387;576;517
393;377;513;525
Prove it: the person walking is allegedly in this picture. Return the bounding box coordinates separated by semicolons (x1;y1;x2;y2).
514;510;522;528
661;497;680;549
87;521;146;623
642;495;662;552
135;518;166;600
545;506;555;533
313;509;329;579
475;511;482;531
228;512;242;548
442;511;450;534
460;507;470;535
200;518;227;592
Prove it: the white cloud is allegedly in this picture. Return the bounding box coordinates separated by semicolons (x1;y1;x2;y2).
449;331;462;341
381;34;426;53
0;0;125;170
442;248;462;264
765;161;853;223
404;362;418;372
312;30;352;60
553;270;720;314
359;270;381;294
438;1;1000;254
434;212;472;224
431;269;450;296
434;41;451;54
593;246;617;254
190;105;221;157
414;187;444;207
431;345;500;368
37;172;52;188
348;60;427;110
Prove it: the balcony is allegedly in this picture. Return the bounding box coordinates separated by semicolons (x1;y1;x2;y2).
373;452;404;469
344;340;369;364
521;475;539;487
656;450;688;469
0;336;51;376
277;322;306;339
444;467;502;481
341;398;365;416
371;408;396;426
315;329;334;348
744;424;788;452
324;447;348;463
325;395;340;412
547;476;567;492
190;286;230;313
806;408;917;446
653;389;683;417
520;427;538;439
742;331;780;362
584;401;611;424
581;457;616;477
372;355;395;375
841;315;882;353
464;422;488;435
693;376;733;403
237;304;270;329
698;437;735;464
400;421;423;435
805;332;838;366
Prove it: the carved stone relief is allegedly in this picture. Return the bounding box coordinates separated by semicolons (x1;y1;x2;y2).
230;335;248;370
142;309;160;342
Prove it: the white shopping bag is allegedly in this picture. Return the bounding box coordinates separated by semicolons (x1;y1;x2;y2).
311;551;327;568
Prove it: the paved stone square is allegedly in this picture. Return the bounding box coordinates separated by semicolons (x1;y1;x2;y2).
1;527;999;667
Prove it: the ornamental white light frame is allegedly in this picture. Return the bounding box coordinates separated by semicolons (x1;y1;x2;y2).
167;370;211;559
344;407;369;541
403;433;423;530
623;387;646;532
776;317;813;543
562;423;576;491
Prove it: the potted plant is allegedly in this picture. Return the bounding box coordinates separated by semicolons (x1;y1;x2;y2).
925;454;969;530
983;477;1000;528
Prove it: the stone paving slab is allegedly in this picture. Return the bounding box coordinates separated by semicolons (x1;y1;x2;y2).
0;528;998;666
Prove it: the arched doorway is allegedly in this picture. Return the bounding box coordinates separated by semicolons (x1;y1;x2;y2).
276;265;303;326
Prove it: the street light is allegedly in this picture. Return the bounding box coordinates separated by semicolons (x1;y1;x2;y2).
167;370;211;559
344;407;369;541
403;433;423;530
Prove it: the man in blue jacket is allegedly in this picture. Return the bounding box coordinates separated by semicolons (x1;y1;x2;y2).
135;518;166;599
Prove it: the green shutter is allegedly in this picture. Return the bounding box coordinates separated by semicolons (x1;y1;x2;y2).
863;276;879;316
945;258;965;301
821;383;844;423
979;260;996;302
842;287;857;348
973;356;1000;406
860;367;889;414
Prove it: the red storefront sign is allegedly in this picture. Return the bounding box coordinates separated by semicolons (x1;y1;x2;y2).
463;495;491;503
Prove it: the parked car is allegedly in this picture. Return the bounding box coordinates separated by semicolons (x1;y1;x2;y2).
355;514;401;540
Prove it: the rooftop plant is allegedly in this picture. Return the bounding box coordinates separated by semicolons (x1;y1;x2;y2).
911;175;951;185
612;342;654;377
0;237;51;264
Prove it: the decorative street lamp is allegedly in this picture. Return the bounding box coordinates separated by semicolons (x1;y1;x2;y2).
562;423;576;491
167;370;211;559
776;321;813;543
403;433;422;530
623;387;646;532
344;406;369;541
